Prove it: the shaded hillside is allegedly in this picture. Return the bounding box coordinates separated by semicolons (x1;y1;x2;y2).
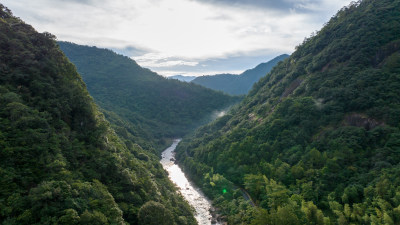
0;5;195;224
191;54;289;95
176;0;400;224
58;41;240;150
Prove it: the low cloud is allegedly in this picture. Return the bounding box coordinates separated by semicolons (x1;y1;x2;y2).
112;45;152;57
134;48;286;77
133;53;199;68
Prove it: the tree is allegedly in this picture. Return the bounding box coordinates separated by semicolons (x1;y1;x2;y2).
137;201;173;225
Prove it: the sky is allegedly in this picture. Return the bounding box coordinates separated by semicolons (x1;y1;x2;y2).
2;0;352;76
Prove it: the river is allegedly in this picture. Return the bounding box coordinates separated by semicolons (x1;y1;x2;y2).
160;139;221;225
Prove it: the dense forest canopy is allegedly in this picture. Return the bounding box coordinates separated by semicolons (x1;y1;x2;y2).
0;5;196;224
2;0;400;224
191;54;289;96
58;41;241;151
176;0;400;224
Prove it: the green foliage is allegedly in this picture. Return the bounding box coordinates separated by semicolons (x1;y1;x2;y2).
191;54;289;96
176;0;400;223
58;41;241;152
137;201;173;225
0;5;196;224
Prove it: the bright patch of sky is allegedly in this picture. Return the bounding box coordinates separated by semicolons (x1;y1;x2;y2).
3;0;352;76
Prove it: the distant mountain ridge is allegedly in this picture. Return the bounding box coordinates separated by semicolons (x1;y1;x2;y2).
191;54;289;95
168;75;197;82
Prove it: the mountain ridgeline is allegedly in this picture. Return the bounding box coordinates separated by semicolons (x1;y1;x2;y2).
191;54;289;95
0;5;196;224
176;0;400;224
168;75;197;82
58;42;241;151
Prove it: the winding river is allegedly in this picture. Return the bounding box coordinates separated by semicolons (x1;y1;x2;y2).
160;139;221;225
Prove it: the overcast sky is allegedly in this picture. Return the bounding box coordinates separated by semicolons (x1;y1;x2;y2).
3;0;352;76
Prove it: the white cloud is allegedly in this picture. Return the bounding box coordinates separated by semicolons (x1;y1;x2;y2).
157;69;244;77
2;0;353;75
133;53;199;68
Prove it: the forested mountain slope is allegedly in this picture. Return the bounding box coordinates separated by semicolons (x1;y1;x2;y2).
191;54;289;95
59;42;240;151
176;0;400;224
0;5;195;224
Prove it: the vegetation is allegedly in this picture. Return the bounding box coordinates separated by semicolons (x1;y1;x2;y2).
58;42;241;152
191;54;289;96
0;5;196;224
176;0;400;224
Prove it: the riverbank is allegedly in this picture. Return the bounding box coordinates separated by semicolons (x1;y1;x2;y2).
160;139;223;225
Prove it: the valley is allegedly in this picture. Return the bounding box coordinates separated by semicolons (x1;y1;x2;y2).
1;0;400;224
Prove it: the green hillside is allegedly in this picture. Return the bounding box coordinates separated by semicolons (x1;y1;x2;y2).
191;54;289;95
0;5;195;224
176;0;400;224
58;42;240;151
